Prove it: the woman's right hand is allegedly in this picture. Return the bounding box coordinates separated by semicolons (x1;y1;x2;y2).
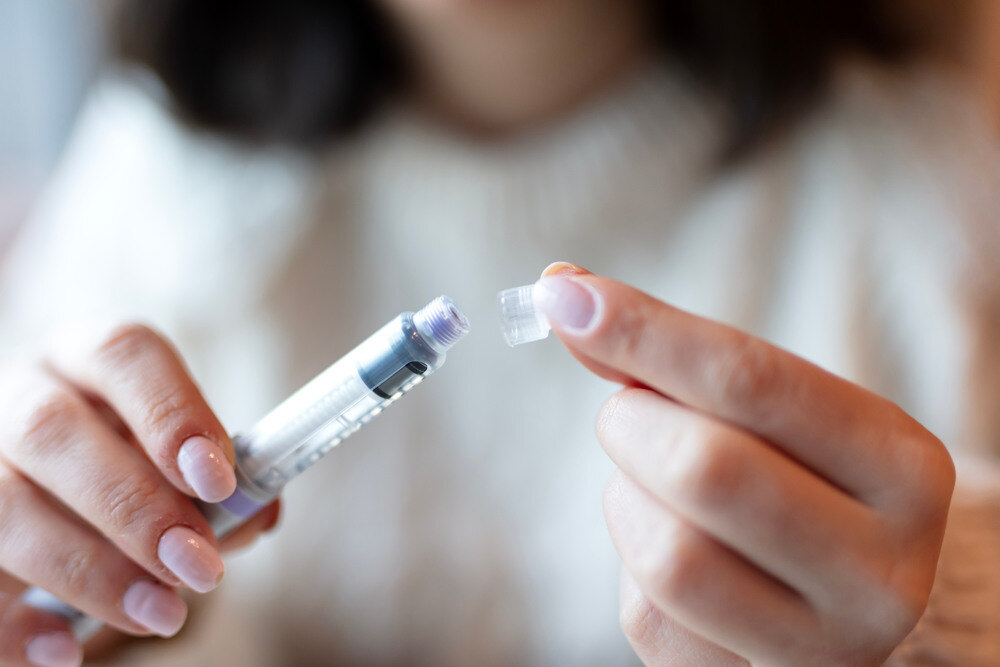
0;322;278;667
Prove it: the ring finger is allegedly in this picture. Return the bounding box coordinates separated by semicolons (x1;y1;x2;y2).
597;388;882;602
0;462;187;639
604;471;816;664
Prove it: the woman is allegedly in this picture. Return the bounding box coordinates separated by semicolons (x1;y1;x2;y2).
0;1;997;665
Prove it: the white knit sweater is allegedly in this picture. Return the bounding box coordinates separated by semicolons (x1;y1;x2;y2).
3;60;999;666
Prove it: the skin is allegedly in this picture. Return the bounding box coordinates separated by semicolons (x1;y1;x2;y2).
0;268;954;666
540;262;955;665
0;325;279;665
374;0;649;136
970;0;1000;125
0;0;978;664
0;2;651;662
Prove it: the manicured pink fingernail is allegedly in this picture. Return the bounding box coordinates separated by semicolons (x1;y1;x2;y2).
177;436;236;503
123;580;188;637
25;631;82;667
534;276;603;333
158;526;224;593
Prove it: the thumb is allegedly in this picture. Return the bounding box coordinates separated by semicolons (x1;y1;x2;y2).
539;261;592;279
538;262;646;390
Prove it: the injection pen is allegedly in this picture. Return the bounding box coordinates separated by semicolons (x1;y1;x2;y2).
22;295;471;641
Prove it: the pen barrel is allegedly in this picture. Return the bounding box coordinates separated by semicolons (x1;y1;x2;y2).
18;296;469;642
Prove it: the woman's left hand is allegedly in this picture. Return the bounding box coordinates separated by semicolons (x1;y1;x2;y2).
536;263;955;666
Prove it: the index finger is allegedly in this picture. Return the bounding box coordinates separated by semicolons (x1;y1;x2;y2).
535;268;942;502
43;322;237;503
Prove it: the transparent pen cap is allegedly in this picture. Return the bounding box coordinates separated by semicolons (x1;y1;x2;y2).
497;284;551;346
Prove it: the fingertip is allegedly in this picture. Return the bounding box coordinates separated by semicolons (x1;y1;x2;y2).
262;499;281;532
157;526;224;594
177;436;237;503
534;276;605;335
618;567;676;660
540;261;591;278
24;630;82;667
122;580;187;638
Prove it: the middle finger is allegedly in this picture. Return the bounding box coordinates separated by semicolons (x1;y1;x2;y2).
597;387;883;604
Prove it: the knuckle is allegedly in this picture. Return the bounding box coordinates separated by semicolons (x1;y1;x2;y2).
860;586;924;650
709;336;782;410
608;305;652;365
602;471;637;536
143;387;198;447
52;546;100;599
0;470;29;536
595;394;622;443
890;415;956;519
94;322;166;368
915;438;956;516
18;387;84;461
602;470;627;512
99;474;162;536
842;551;928;648
673;431;744;510
890;591;926;636
595;389;641;444
936;443;957;495
619;590;664;649
920;433;955;495
92;322;200;455
642;527;708;606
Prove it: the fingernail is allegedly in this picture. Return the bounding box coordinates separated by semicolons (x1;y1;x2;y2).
25;632;82;667
177;436;236;503
541;261;586;277
534;276;603;334
158;526;224;593
122;580;188;637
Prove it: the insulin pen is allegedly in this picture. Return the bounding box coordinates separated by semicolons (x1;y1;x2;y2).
22;296;471;641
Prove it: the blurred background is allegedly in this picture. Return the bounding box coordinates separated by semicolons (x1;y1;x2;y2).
0;0;105;252
2;1;1000;665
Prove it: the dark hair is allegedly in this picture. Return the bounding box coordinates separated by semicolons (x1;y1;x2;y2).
117;0;921;153
117;0;401;144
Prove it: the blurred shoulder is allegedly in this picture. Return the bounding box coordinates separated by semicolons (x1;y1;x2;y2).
0;68;321;335
777;58;1000;276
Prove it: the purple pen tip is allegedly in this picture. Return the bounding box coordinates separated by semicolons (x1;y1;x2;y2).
413;296;471;351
